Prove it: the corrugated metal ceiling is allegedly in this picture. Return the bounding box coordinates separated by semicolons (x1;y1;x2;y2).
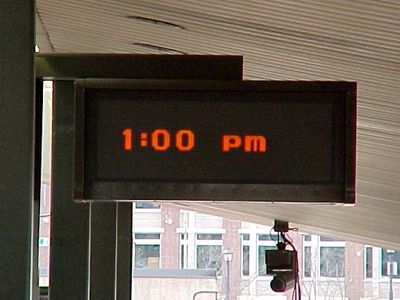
36;0;400;248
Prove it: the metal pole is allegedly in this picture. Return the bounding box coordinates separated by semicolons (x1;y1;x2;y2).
226;260;230;300
222;249;233;300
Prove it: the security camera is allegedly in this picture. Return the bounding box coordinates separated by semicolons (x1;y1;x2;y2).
270;273;296;293
265;249;296;292
265;220;300;295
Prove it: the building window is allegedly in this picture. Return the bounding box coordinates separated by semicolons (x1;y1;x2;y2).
320;236;344;242
257;234;276;276
318;236;345;278
197;245;222;270
241;234;250;277
196;234;222;240
258;245;276;275
381;249;400;277
302;234;313;278
135;233;160;239
180;244;185;269
365;246;373;278
39;183;52;288
258;233;278;241
242;246;250;276
196;233;223;270
304;246;312;278
39;237;50;247
320;246;345;277
179;233;188;269
135;202;161;209
135;245;160;268
134;233;161;269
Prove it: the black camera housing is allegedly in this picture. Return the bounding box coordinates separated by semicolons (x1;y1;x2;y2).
265;249;296;292
265;249;295;274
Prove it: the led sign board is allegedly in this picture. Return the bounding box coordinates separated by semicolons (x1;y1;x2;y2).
74;79;356;203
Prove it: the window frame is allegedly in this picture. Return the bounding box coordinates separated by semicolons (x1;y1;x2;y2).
302;234;313;279
364;246;373;280
256;233;276;277
241;234;251;278
380;248;400;280
179;233;188;269
133;232;161;269
195;232;223;270
133;201;161;212
318;238;346;279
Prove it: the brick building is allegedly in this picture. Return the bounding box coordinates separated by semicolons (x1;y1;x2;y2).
38;184;400;299
130;203;400;300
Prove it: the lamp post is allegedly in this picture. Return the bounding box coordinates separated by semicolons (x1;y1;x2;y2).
223;249;234;300
387;249;395;300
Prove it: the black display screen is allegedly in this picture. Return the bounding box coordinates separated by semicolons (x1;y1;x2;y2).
74;80;356;203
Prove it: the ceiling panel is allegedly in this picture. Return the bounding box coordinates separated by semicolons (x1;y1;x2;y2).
36;0;400;248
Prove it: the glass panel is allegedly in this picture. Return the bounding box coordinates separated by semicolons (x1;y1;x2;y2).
320;247;345;277
304;246;312;277
320;236;344;242
39;164;52;286
381;249;400;276
135;202;161;209
303;234;312;242
242;245;250;276
258;234;278;241
196;234;222;240
241;234;250;241
180;244;185;269
365;247;373;278
196;245;222;270
135;245;160;268
38;81;53;288
38;214;50;287
258;245;275;275
135;233;161;239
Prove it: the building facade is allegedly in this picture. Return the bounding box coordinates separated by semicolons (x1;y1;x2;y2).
38;194;400;299
131;203;400;300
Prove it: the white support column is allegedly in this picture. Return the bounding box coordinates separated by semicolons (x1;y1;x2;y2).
372;247;381;299
187;211;197;269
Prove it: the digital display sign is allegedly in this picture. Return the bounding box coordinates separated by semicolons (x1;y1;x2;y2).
74;79;356;203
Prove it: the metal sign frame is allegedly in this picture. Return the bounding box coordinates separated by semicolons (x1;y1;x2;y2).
74;79;356;204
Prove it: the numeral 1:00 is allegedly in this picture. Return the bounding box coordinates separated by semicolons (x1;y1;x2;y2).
123;129;195;151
